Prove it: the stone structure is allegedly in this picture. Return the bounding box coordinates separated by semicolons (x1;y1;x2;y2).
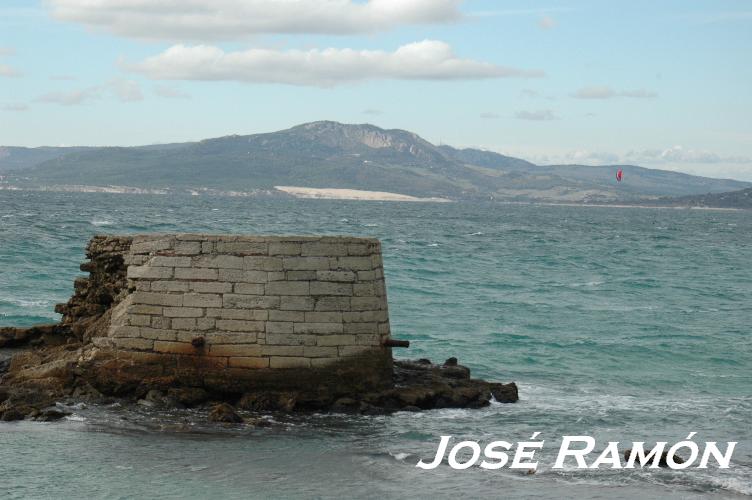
65;234;392;395
104;234;390;367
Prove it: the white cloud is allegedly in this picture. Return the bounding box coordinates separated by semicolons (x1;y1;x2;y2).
528;146;751;167
36;87;101;105
48;0;463;40
108;78;143;102
572;86;657;99
35;79;144;105
538;16;556;29
0;63;22;78
625;146;752;165
515;109;557;121
128;41;543;87
154;84;190;99
480;112;500;119
2;103;29;111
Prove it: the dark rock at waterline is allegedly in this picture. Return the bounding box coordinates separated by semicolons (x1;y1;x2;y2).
36;407;71;422
208;403;244;423
444;357;458;366
623;448;685;468
238;391;297;412
167;387;209;408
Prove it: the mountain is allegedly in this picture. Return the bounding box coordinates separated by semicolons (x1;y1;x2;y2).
2;121;749;202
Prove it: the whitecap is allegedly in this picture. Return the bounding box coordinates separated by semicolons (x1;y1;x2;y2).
390;452;410;461
467;231;484;236
427;243;439;247
91;219;113;227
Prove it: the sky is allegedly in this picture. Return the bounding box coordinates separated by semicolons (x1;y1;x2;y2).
1;0;751;181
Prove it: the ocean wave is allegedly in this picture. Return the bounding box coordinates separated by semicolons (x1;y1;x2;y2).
91;219;114;226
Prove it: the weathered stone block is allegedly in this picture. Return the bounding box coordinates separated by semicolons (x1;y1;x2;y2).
229;357;269;369
266;321;294;334
205;308;268;321
216;319;265;332
343;310;388;323
151;256;192;268
339;345;371;357
317;334;357;346
127;265;174;280
154;340;197;355
261;345;304;356
127;304;162;315
283;256;330;271
344;322;378;334
182;293;222;308
210;344;262;357
174;241;202;255
310;282;352;296
279;296;315;311
149;281;190;293
293;322;343;334
115;338;154;351
304;311;343;323
351;297;383;311
266;281;309;296
286;270;317;281
129;314;152;327
269;310;305;322
314;296;351;311
270;357;311;369
139;328;178;341
175;268;218;281
316;270;356;282
266;333;317;346
223;295;280;310
332;256;373;271
301;242;348;256
195;255;244;269
190;281;233;294
171;318;197;330
303;346;338;358
268;242;301;255
132;291;182;307
244;256;283;271
216;241;268;255
163;307;204;318
234;283;265;295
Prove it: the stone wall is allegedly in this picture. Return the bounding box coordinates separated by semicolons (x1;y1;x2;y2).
95;235;391;383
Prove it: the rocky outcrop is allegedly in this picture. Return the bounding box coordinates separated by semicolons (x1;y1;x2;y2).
0;234;519;421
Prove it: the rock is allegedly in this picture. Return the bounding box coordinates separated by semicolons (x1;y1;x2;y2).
331;397;360;414
238;392;297;412
37;407;71;422
208;403;244;423
136;399;155;408
144;389;165;404
443;357;458;366
1;408;25;422
490;382;519;403
167;387;208;407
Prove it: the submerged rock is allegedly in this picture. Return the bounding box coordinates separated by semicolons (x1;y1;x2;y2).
208;403;244;423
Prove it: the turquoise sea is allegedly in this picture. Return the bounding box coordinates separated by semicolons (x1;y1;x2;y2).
1;190;750;499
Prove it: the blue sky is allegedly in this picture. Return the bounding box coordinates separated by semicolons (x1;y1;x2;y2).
1;0;751;180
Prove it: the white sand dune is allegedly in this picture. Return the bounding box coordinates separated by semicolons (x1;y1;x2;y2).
274;186;450;202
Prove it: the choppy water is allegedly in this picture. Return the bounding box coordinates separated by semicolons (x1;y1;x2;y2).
1;191;750;499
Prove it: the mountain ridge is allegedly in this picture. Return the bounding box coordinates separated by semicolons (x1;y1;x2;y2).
1;121;749;203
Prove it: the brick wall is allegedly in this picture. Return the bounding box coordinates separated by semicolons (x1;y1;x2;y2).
101;234;391;372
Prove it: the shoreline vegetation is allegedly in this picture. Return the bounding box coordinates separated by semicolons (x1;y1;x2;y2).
0;183;745;210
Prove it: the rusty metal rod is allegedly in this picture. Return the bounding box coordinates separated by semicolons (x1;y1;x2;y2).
383;338;410;348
